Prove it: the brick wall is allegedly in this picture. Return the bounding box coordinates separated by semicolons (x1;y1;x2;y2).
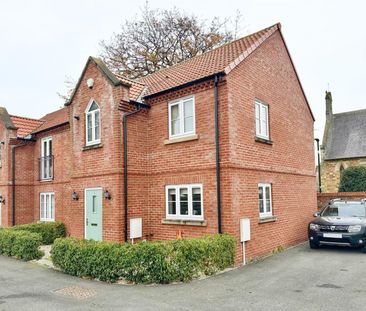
223;30;316;261
317;192;366;209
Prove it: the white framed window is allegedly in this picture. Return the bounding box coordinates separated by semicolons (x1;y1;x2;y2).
258;183;272;218
166;184;203;220
40;192;55;222
41;137;53;180
255;100;269;139
168;96;195;138
85;99;101;146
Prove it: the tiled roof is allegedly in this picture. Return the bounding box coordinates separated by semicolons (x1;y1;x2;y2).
33;107;69;134
115;74;146;101
325;109;366;160
10;115;43;137
136;23;280;97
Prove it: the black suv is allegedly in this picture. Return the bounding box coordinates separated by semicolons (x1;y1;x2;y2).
308;199;366;251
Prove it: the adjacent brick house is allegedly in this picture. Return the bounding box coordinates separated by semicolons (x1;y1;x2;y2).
0;23;316;263
320;91;366;192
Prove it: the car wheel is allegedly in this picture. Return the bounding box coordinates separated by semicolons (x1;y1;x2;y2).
309;240;320;249
361;246;366;253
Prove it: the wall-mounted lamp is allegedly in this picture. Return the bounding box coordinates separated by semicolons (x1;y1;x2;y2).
104;190;111;200
0;195;5;204
72;191;79;201
87;78;94;89
74;116;80;121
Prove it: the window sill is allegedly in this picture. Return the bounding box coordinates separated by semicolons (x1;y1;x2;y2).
255;137;273;145
39;178;53;182
83;143;103;151
162;219;207;226
164;134;199;145
258;216;277;224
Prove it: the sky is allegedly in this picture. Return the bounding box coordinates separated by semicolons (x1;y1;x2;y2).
0;0;365;142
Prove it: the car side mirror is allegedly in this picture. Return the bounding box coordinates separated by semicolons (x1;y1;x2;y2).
313;212;320;217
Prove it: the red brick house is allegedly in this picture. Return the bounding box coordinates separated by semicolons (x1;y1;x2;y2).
0;23;316;262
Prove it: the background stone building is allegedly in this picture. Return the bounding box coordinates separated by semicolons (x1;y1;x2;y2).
321;91;366;192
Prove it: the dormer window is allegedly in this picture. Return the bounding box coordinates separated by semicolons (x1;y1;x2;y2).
85;99;101;146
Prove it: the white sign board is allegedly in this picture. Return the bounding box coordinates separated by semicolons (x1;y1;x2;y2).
240;218;251;242
130;218;142;239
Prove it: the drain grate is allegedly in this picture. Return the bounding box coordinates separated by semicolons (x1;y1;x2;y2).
54;286;97;300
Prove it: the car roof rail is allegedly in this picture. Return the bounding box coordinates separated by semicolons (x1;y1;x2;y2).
330;198;342;203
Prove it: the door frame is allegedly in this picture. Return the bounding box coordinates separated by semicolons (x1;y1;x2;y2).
84;187;103;240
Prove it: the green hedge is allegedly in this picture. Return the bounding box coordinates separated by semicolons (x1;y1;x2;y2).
339;166;366;192
51;234;236;284
12;222;65;245
0;229;43;261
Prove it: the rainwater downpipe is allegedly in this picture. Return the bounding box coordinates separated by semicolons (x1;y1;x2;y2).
214;75;222;234
123;107;142;242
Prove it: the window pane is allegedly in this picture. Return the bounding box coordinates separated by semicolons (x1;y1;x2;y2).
168;202;176;215
171;104;179;120
41;195;45;219
192;188;201;201
183;100;194;133
168;189;176;215
89;101;98;111
49;140;52;156
45;195;49;219
259;200;264;213
92;195;96;213
265;186;270;200
184;100;193;117
50;194;54;219
94;111;100;140
184;116;194;132
258;186;263;200
266;200;271;213
180;202;188;215
180;188;188;201
87;114;93;142
258;186;264;213
180;188;188;215
265;186;271;213
260;105;268;136
261;119;267;136
192;202;201;216
170;104;180;135
171;120;180;135
192;188;202;216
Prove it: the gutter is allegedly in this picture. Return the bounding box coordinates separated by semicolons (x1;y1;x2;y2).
143;72;225;100
214;75;222;234
122;101;150;242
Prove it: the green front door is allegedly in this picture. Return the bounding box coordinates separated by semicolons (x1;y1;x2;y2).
85;188;103;241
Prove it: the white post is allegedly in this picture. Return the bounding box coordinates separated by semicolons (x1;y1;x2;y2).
242;241;246;265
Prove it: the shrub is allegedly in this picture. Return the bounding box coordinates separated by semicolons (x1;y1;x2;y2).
12;222;65;245
51;234;236;284
0;229;43;261
339;166;366;192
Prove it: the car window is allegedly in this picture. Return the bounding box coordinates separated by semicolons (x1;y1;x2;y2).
321;203;366;217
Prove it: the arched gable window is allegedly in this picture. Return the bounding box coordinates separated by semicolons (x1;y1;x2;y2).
85;99;101;146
